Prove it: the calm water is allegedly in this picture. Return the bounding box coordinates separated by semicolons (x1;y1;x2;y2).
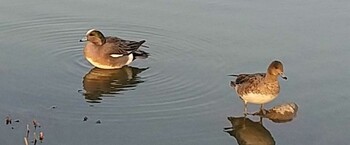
1;0;350;144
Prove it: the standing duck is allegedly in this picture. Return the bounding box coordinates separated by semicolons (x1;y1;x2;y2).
230;60;287;115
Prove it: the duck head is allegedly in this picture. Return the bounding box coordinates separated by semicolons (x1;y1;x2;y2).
267;60;287;80
80;29;106;46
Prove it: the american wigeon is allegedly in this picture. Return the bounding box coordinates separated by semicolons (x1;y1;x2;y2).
80;29;149;69
230;60;287;115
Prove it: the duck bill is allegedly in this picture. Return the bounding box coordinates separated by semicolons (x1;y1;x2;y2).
79;37;87;42
280;73;288;80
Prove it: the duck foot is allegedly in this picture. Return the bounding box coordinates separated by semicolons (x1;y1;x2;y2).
252;109;268;116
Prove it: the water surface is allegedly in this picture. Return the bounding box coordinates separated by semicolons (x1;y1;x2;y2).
1;0;349;145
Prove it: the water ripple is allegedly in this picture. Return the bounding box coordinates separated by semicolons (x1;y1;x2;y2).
0;15;228;122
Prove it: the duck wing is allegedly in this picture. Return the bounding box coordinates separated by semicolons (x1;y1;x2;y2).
98;42;130;58
106;36;147;51
232;73;265;85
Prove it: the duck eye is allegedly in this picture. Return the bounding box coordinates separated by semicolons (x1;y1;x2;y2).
89;33;94;36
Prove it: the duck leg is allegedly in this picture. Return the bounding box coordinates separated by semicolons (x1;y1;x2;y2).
243;101;248;116
259;104;266;115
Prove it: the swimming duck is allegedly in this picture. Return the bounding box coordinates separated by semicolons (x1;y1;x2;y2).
80;29;149;69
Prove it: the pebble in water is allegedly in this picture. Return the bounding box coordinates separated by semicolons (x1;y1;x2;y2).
83;116;88;121
5;116;12;125
253;102;298;123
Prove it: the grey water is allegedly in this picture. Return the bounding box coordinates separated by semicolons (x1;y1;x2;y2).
1;0;349;144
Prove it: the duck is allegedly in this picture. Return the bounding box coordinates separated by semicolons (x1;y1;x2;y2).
230;60;287;115
79;29;149;69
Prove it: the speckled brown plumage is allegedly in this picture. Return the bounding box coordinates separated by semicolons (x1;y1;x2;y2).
230;60;287;115
231;73;280;97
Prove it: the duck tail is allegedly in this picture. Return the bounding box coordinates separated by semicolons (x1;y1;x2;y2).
230;81;236;88
127;40;148;50
228;74;239;77
139;40;149;48
132;50;149;60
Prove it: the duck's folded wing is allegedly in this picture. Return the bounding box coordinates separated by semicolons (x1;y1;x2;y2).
105;46;130;58
106;36;147;51
125;40;147;50
235;73;265;85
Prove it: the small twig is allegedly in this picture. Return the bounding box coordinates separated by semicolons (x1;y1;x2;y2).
5;115;12;125
24;137;29;145
26;124;30;138
33;120;39;130
39;131;44;143
33;132;38;145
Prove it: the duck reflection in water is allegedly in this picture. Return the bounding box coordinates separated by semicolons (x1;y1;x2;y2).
80;66;148;103
224;116;275;145
224;103;298;145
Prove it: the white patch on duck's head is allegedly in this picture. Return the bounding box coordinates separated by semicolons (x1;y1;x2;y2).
86;29;97;36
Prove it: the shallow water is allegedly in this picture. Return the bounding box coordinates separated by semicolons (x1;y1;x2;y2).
1;0;350;145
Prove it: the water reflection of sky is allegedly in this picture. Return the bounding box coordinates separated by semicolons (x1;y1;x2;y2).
0;0;349;145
